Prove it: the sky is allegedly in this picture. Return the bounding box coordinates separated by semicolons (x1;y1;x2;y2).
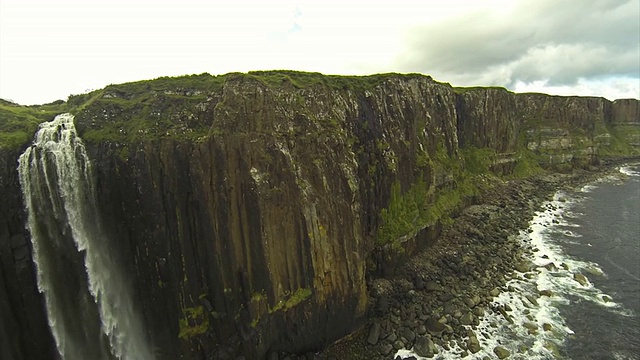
1;0;638;105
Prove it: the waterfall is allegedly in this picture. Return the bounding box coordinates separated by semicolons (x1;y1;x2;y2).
18;114;153;360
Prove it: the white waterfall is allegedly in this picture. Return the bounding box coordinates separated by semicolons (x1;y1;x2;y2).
18;114;154;360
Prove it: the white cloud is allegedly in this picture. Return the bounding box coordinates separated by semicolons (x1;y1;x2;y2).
0;0;638;104
514;77;640;100
395;0;639;100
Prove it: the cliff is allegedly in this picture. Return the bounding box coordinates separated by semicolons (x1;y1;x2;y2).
0;71;638;359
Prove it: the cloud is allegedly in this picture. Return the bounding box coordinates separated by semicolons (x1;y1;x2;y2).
1;0;637;103
396;0;640;92
514;77;640;100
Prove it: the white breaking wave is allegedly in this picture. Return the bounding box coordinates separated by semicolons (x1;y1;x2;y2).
395;188;632;360
18;114;153;360
619;165;640;177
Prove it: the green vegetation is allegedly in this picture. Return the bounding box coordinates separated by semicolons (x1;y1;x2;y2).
508;133;545;178
248;70;427;92
597;125;640;156
269;287;312;313
0;99;67;150
61;71;433;144
75;73;230;144
453;86;511;94
178;306;209;340
376;146;497;246
511;149;545;178
0;71;438;149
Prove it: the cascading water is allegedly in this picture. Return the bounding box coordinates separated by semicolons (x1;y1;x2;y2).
18;114;153;360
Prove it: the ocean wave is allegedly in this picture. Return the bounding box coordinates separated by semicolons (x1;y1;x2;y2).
619;165;640;177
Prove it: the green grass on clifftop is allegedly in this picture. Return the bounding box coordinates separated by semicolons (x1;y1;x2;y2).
69;71;436;144
0;99;68;150
247;70;428;92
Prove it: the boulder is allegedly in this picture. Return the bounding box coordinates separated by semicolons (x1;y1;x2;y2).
414;336;437;358
460;312;475;326
467;333;481;354
425;317;445;336
367;322;381;345
425;281;442;292
494;345;511;359
573;273;589;286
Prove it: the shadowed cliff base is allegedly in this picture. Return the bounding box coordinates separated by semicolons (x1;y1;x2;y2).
0;71;638;359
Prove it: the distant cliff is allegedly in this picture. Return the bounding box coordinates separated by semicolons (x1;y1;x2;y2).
0;71;638;359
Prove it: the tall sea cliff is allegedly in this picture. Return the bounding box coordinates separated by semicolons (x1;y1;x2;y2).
0;71;638;359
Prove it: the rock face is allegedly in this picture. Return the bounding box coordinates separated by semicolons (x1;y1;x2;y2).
0;147;56;360
0;72;638;359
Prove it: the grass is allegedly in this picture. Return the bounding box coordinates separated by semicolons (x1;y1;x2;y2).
0;99;68;150
247;70;428;92
453;85;511;94
597;125;640;156
66;70;437;145
0;71;436;148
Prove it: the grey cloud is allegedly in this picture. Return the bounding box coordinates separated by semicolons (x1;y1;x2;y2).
397;0;639;87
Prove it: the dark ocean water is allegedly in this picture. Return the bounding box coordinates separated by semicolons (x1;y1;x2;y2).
556;165;640;360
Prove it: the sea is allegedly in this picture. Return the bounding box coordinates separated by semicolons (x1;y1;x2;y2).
396;164;640;360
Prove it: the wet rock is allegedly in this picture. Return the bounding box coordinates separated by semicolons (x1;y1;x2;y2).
425;317;445;336
414;336;437;358
443;302;457;315
494;345;511;359
379;343;394;356
459;312;474;326
367;322;381;345
542;323;553;331
523;321;538;334
392;340;405;350
425;281;441;292
515;261;533;273
496;306;514;324
400;327;416;344
489;287;501;297
467;333;481;354
525;294;539;306
573;273;589;286
386;332;398;343
462;297;476;308
539;289;554;297
444;324;454;334
376;295;390;315
440;293;454;302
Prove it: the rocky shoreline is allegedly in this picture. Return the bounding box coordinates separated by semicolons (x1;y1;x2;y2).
306;161;636;360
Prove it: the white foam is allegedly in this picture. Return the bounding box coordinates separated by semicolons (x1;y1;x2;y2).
619;165;640;177
395;185;633;360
